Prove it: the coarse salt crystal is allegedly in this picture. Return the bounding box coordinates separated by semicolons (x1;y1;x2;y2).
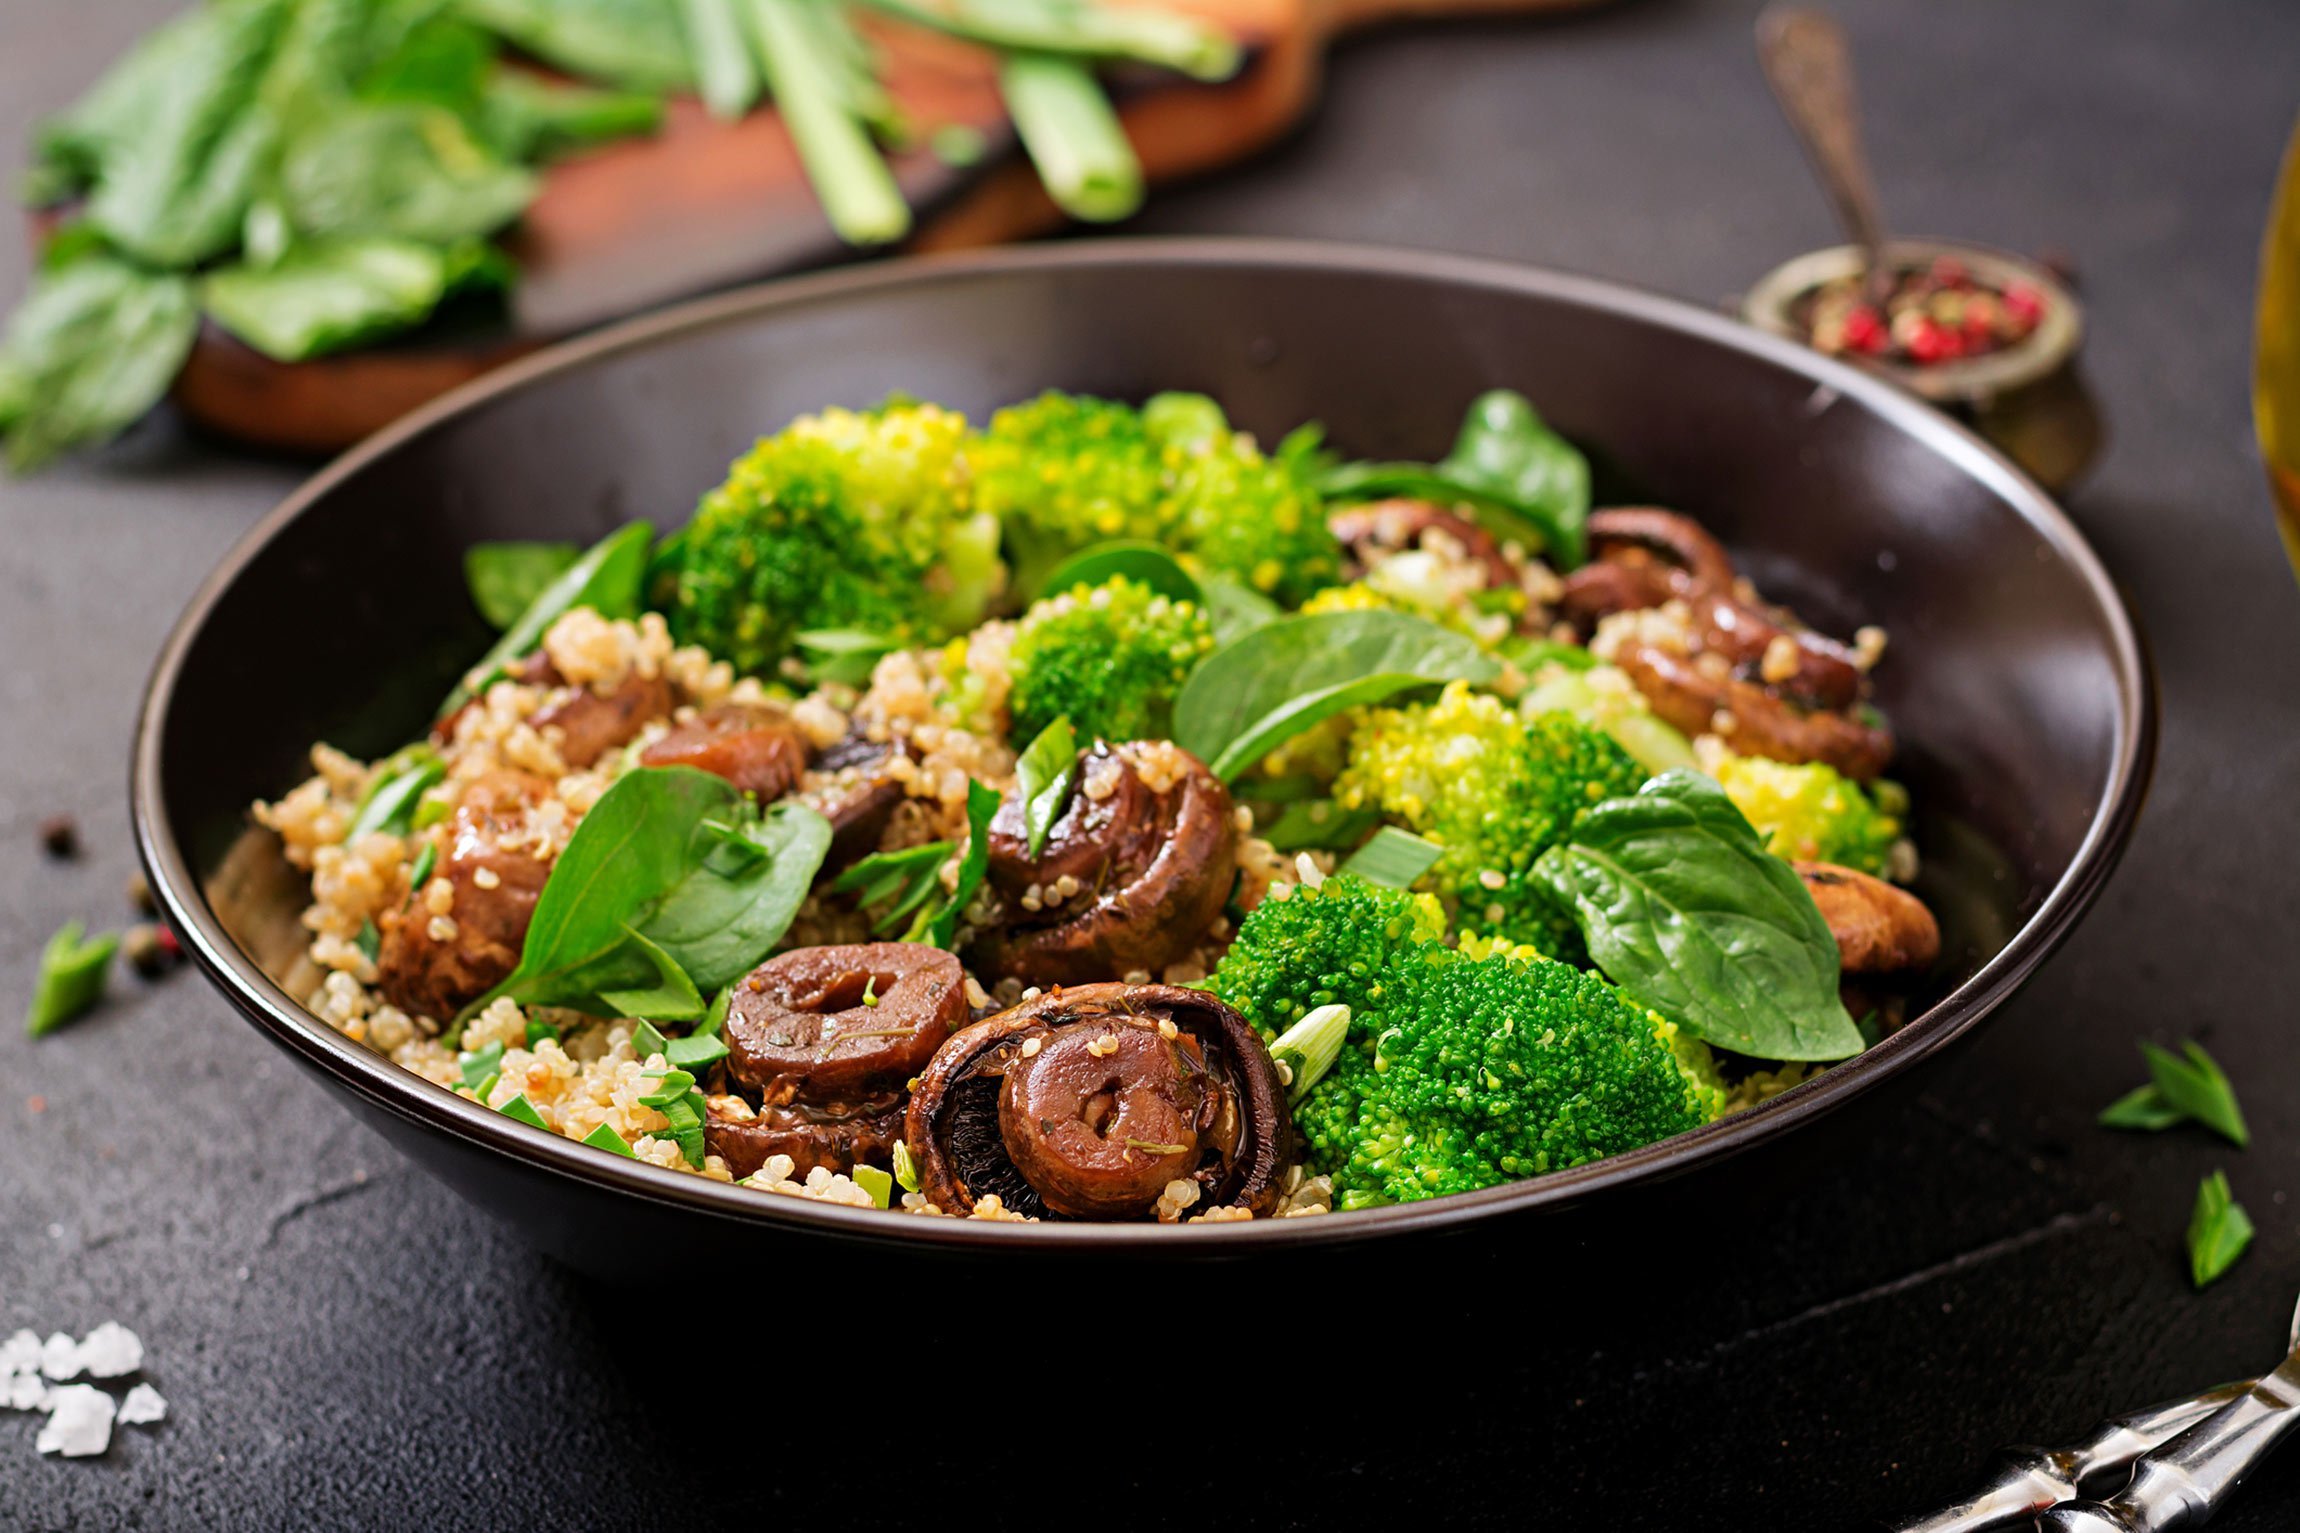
6;1371;47;1411
38;1332;80;1381
116;1384;167;1427
35;1385;114;1458
75;1322;142;1380
0;1331;37;1374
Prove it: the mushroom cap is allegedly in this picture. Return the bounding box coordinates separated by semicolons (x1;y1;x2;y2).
905;983;1291;1222
640;702;810;800
724;942;967;1098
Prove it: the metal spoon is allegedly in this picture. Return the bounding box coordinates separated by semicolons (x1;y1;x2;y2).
1755;5;1892;297
1895;1294;2300;1532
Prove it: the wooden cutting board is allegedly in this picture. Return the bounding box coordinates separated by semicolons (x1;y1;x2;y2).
169;0;1610;453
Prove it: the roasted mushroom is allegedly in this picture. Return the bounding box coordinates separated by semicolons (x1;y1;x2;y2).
707;942;967;1179
966;742;1236;988
1796;861;1941;975
434;653;674;769
1559;508;1890;778
1329;498;1522;592
640;702;811;799
373;771;552;1021
905;983;1290;1221
807;730;911;872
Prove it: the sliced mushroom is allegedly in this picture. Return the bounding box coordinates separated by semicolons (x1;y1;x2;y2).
806;731;910;872
1614;646;1894;781
1796;861;1941;974
966;742;1236;988
1329;499;1521;591
373;771;553;1021
640;703;811;800
711;943;967;1177
434;653;674;768
905;984;1290;1221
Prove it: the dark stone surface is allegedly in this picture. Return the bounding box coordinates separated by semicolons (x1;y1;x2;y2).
3;0;2297;1527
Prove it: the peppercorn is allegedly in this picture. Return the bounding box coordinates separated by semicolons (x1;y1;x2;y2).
126;871;156;916
39;814;79;860
124;923;181;979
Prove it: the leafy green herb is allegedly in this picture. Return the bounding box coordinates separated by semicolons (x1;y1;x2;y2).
1318;389;1591;568
599;927;705;1023
1531;770;1864;1062
1258;801;1381;854
583;1122;638;1156
497;1093;550;1128
665;1033;729;1069
1268;1002;1350;1106
524;1016;561;1047
1173;610;1501;781
1198;573;1282;647
639;799;831;991
924;781;1001;949
2140;1040;2249;1148
408;839;439;891
457;0;695;92
998;54;1141;222
355;919;382;964
928;124;987;166
1014;717;1078;859
1338;827;1444;890
441;521;653;716
834;842;954;935
891;1138;920;1193
698;985;733;1039
0;258;200;473
476;69;663;161
2097;1084;2186;1132
1501;636;1599;674
278;101;537;247
1036;540;1201;606
25;922;120;1037
852;1163;894;1209
201;237;453;362
639;1066;709;1165
461;541;580;629
2187;1170;2254;1289
459;1039;506;1091
347;747;444;842
795;629;900;688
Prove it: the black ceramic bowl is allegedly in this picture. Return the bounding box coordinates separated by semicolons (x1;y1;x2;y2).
132;239;2152;1272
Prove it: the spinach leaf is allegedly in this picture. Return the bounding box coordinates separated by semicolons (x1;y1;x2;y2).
1037;540;1200;605
30;0;240;202
278;101;536;246
1014;717;1078;858
1172;610;1500;782
464;540;580;629
200;237;450;362
1258;800;1380;854
0;258;200;473
455;0;694;91
639;799;831;992
596;925;706;1021
1530;770;1863;1062
1318;389;1591;569
1199;572;1281;646
1338;827;1443;889
84;0;290;269
441;520;652;715
477;70;663;161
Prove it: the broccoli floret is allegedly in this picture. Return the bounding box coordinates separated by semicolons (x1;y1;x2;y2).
1007;575;1216;744
1333;682;1646;957
1209;873;1723;1206
665;400;1002;674
1518;660;1697;776
969;390;1341;606
1711;753;1903;876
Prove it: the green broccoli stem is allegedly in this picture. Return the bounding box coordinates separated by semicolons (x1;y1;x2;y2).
997;54;1142;223
1268;1003;1351;1106
861;0;1240;81
745;0;911;244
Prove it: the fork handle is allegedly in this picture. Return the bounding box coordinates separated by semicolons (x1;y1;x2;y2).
2039;1355;2300;1531
1892;1386;2245;1533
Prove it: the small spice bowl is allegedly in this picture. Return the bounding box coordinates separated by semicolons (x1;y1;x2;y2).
1743;238;2101;489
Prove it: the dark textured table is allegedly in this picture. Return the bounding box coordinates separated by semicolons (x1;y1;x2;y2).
5;1;2297;1528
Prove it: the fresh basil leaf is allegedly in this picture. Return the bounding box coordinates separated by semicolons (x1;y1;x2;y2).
477;69;663;160
347;747;444;841
1531;769;1863;1062
2187;1170;2254;1289
637;799;832;992
84;0;289;269
464;540;580;630
1173;610;1501;782
1014;717;1078;859
278;101;536;246
1199;572;1282;647
441;520;652;716
1036;540;1201;605
1339;826;1444;889
359;12;497;116
1259;801;1381;854
200;237;451;362
834;842;952;934
920;780;1000;949
795;629;899;688
598;927;704;1022
456;0;694;91
2097;1084;2184;1132
25;921;120;1038
30;2;230;203
2143;1040;2248;1148
0;258;199;472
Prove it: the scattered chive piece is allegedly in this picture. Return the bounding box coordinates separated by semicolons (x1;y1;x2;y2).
2098;1083;2184;1132
1123;1138;1190;1155
2187;1170;2254;1289
919;779;1000;949
631;1019;670;1061
1015;715;1079;859
348;751;443;842
746;0;912;244
929;123;987;165
853;1163;893;1209
355;919;381;964
583;1123;637;1157
497;1094;549;1129
1339;827;1445;890
458;1041;505;1091
835;840;952;934
997;54;1142;223
1268;1002;1351;1106
794;629;899;687
471;1071;501;1103
524;1016;560;1047
411;795;450;832
25;921;120;1037
2139;1040;2249;1147
408;840;438;891
666;1033;729;1070
892;1139;920;1194
699;987;732;1039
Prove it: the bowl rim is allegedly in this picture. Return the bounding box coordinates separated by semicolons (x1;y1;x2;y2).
131;235;2156;1253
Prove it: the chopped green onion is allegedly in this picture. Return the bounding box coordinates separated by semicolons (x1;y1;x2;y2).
412;795;450;831
1338;827;1444;890
355;919;381;964
458;1040;506;1091
835;841;953;934
524;1016;561;1047
892;1138;920;1194
1015;715;1078;859
25;921;120;1037
497;1094;549;1128
853;1163;894;1209
348;751;443;842
745;0;911;245
408;839;438;891
583;1123;637;1157
2097;1083;2184;1132
794;629;900;687
471;1071;501;1103
679;0;764;119
861;0;1239;81
997;54;1141;222
2188;1169;2254;1289
665;1033;729;1069
699;986;733;1039
1123;1138;1189;1156
631;1019;670;1061
1267;1003;1350;1106
929;123;987;165
2142;1040;2248;1147
918;780;999;949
